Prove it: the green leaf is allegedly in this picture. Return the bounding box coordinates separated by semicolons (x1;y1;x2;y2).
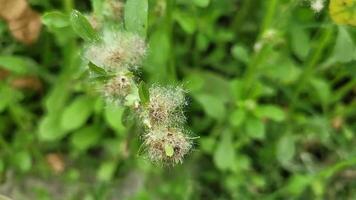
138;81;150;105
286;174;312;195
264;54;301;84
194;94;226;121
276;134;295;166
164;144;174;157
144;30;170;82
0;56;39;75
310;78;331;106
104;103;126;135
88;62;107;76
60;96;94;131
42;11;70;29
174;10;196;34
231;44;250;64
245;117;265;139
121;107;135;127
213;131;235;171
332;26;355;63
229;109;246;127
193;0;210;7
12;151;32;173
70;10;99;42
290;25;310;60
97;161;117;182
199;137;216;154
255;105;286;122
124;0;148;38
38;114;67;141
71;125;100;151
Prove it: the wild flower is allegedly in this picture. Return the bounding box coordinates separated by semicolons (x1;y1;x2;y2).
84;21;191;166
144;127;192;165
142;85;187;128
103;73;133;104
85;30;147;71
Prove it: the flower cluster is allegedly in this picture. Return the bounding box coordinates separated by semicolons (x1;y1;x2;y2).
85;29;192;165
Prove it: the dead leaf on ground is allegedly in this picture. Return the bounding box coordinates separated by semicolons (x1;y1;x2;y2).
0;0;42;44
10;76;42;91
46;153;65;174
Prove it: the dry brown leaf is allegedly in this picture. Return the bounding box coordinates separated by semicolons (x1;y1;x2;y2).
0;69;10;80
46;153;65;174
0;0;42;44
10;76;42;91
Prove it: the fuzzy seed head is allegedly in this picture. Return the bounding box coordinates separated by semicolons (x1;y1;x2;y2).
85;31;147;71
103;74;132;103
147;86;186;127
144;128;191;165
310;0;324;13
103;0;124;20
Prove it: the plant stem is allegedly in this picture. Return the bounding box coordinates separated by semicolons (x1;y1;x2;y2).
291;27;334;108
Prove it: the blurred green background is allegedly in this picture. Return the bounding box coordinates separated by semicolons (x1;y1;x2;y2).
0;0;356;199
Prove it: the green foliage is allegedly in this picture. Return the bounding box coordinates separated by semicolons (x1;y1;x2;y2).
124;0;148;37
70;10;99;42
1;0;356;199
138;81;150;105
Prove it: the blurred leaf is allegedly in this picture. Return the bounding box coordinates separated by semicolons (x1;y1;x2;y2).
245;117;265;139
255;105;286;122
193;0;210;7
194;94;225;120
276;134;295;166
97;161;117;182
60;96;94;131
286;174;312;195
174;10;196;34
231;44;250;64
70;10;99;42
310;78;331;106
290;25;311;60
264;51;301;84
45;79;71;113
332;26;355;63
71;125;101;151
290;25;310;60
183;74;204;92
229;109;246;127
0;56;39;75
42;11;70;28
12;151;32;173
38;114;66;141
144;30;170;82
121;107;135;128
104;104;126;135
138;81;150;105
199;137;216;154
124;0;148;37
214;131;235;171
